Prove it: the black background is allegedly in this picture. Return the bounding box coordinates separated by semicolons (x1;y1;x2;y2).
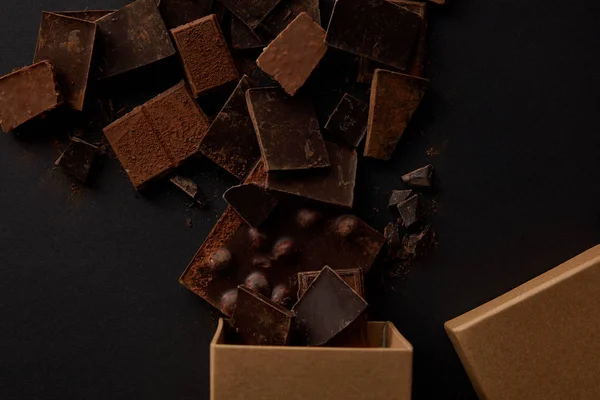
2;0;600;399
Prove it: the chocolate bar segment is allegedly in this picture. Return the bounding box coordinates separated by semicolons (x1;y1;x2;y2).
171;15;239;97
55;139;98;182
297;268;364;298
365;69;427;160
246;87;329;172
96;0;176;78
223;183;279;227
401;164;434;188
0;61;62;133
159;0;213;29
261;0;320;37
218;0;282;30
324;94;368;148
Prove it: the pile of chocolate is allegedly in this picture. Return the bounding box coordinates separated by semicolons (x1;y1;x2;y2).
0;0;442;346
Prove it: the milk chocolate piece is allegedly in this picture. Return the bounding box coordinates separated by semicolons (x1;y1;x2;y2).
223;183;279;227
267;142;357;208
55;10;115;22
246;87;329;172
297;268;364;298
159;0;213;29
34;12;96;111
324;94;368;147
232;285;294;346
96;0;176;78
397;194;420;228
257;13;327;96
170;175;207;206
231;15;269;49
388;189;413;212
0;61;62;133
55;139;97;182
401;164;434;188
326;0;421;71
261;0;320;37
171;15;238;97
218;0;282;30
199;76;261;180
365;69;427;160
292;266;368;346
384;222;401;259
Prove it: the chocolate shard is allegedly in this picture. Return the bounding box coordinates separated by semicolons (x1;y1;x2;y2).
401;164;434;188
388;189;413;213
171;15;239;97
365;69;427;160
0;61;62;133
400;225;436;261
397;194;421;228
55;139;98;182
55;10;115;22
246;87;329;172
96;0;176;79
34;12;97;111
297;268;364;299
292;266;368;346
266;142;357;208
231;15;269;50
218;0;282;30
170;175;208;207
326;0;421;71
223;183;279;227
383;222;401;260
324;93;368;147
158;0;213;29
232;285;294;346
257;12;327;96
261;0;320;37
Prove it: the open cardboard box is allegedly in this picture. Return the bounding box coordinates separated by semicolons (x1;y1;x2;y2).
211;319;413;400
445;245;600;400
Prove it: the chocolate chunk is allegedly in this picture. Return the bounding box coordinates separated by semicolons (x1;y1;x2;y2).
170;175;207;206
158;0;213;29
365;69;427;160
218;0;282;30
103;82;210;189
171;15;239;96
400;225;435;260
324;94;368;147
401;164;434;188
383;222;401;259
223;183;279;227
261;0;320;37
267;142;357;208
257;13;327;96
231;15;269;49
55;10;115;22
33;13;97;111
388;189;413;212
292;266;367;345
96;0;176;79
397;194;421;228
297;268;364;298
0;61;62;133
326;0;421;71
246;87;329;172
232;285;294;345
199;76;261;180
55;139;98;182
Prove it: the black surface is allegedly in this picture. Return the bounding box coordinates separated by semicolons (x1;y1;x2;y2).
1;1;600;399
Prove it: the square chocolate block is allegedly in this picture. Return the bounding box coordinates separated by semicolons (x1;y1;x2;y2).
55;10;115;22
324;94;368;147
261;0;320;37
34;12;97;111
96;0;176;78
246;87;329;172
218;0;282;30
55;139;98;183
171;15;239;96
158;0;213;29
0;61;62;133
297;268;364;298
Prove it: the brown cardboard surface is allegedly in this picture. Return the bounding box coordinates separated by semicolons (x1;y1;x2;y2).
211;319;413;400
445;245;600;400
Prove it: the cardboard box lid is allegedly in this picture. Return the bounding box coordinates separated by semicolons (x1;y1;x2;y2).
211;319;413;400
445;245;600;400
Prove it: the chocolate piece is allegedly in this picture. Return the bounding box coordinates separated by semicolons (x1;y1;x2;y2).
397;194;420;228
400;225;435;260
170;175;207;206
388;189;413;213
246;87;329;172
55;10;115;22
34;12;96;111
292;266;367;346
179;198;384;316
0;61;62;133
267;142;357;208
326;0;421;71
401;164;434;188
103;82;210;189
232;285;294;345
365;69;427;160
297;268;364;298
199;76;261;180
96;0;176;79
257;13;327;96
158;0;213;29
171;15;239;97
223;183;279;227
324;94;368;147
231;15;269;49
218;0;282;30
55;139;98;182
261;0;320;37
383;222;401;260
271;284;293;307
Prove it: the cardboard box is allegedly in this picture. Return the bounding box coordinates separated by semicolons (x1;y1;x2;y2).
445;245;600;400
211;319;413;400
